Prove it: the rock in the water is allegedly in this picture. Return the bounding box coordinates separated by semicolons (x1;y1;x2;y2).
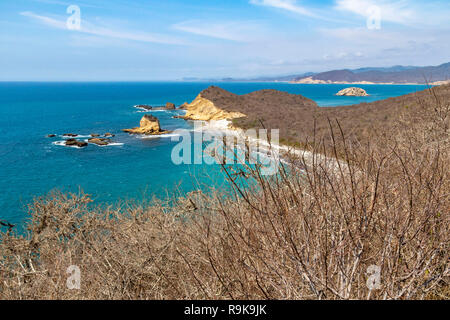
179;102;189;109
47;134;56;138
135;104;152;110
65;139;87;147
88;138;110;146
91;133;100;137
104;133;115;137
122;115;169;135
165;102;176;110
63;133;78;137
336;87;369;96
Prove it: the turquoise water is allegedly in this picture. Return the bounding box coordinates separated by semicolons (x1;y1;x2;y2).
0;82;427;228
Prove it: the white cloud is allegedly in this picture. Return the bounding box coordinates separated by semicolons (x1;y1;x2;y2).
20;11;186;45
334;0;414;25
249;0;317;18
172;20;265;42
20;11;66;29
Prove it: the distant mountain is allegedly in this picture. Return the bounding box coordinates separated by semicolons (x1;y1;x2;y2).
182;72;316;82
182;62;450;84
351;65;418;74
247;72;316;82
292;63;450;84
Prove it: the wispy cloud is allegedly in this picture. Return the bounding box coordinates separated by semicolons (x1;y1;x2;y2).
249;0;356;24
249;0;317;18
172;20;265;42
335;0;450;28
31;0;101;8
335;0;415;24
20;11;187;45
20;11;66;28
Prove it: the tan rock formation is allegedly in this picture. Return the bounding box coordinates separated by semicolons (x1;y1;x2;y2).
165;102;176;110
123;115;169;135
88;138;110;146
182;94;246;121
336;87;369;96
65;139;88;147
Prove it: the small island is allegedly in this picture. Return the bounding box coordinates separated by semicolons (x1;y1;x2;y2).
123;114;170;135
336;87;369;96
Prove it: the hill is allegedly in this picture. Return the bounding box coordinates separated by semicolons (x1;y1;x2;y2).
186;84;450;149
292;62;450;84
182;63;450;84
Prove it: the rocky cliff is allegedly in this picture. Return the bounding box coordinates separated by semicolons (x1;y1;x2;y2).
182;90;246;121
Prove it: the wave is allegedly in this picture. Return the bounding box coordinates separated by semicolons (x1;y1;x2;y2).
53;140;124;148
53;140;84;149
61;134;92;139
138;133;183;139
136;109;174;113
82;139;124;147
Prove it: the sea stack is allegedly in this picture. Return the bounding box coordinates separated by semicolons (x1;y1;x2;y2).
165;102;176;110
336;87;369;96
123;115;169;135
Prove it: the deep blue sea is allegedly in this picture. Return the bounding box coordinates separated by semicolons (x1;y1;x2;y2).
0;82;427;228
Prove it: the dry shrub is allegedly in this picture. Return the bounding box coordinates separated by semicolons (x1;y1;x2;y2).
0;88;448;300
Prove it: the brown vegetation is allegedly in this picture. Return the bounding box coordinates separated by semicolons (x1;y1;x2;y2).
228;84;450;150
0;86;448;300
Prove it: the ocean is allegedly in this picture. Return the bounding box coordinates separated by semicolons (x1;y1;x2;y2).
0;82;428;229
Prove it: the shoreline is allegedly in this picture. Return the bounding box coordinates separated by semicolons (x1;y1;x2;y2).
195;119;341;171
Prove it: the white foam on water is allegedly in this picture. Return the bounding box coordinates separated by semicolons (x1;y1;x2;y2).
53;141;84;149
61;134;91;139
138;132;183;139
92;142;125;147
82;139;124;147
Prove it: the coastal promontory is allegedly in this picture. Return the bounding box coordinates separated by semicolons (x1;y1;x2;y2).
179;84;450;148
181;88;246;121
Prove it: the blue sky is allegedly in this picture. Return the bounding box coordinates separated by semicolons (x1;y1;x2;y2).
1;0;449;80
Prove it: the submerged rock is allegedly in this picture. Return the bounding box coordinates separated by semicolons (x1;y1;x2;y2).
122;115;170;135
336;87;369;96
65;139;87;148
47;134;56;138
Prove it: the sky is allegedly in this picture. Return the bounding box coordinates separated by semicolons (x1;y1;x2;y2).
0;0;449;81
